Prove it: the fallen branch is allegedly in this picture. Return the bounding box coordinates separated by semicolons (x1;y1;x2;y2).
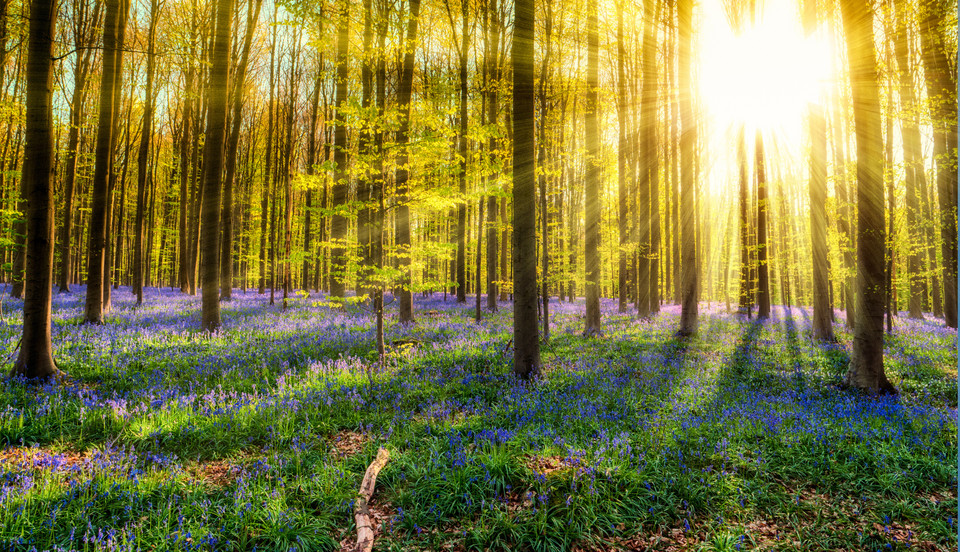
499;338;513;360
351;447;391;552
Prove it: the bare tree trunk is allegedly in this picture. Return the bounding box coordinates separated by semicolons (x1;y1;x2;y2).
133;0;160;305
395;0;421;323
583;0;602;336
642;0;660;315
755;131;770;318
918;0;957;328
892;0;924;320
85;0;127;324
330;0;350;298
840;0;895;394
11;0;58;380
513;0;540;378
259;20;276;296
616;7;629;314
677;0;697;336
199;0;235;331
485;0;500;312
810;105;833;339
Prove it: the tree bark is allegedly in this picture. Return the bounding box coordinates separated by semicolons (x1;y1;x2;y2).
809;104;833;340
330;0;349;298
84;0;126;324
918;0;957;328
755;130;770;318
11;0;58;380
677;0;697;336
395;0;421;324
133;0;160;305
485;0;500;312
642;0;660;315
199;0;235;331
513;0;540;378
583;0;602;336
839;0;895;394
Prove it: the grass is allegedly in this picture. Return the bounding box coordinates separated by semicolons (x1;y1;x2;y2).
0;287;955;551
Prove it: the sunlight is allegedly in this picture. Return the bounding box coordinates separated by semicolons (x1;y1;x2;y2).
699;0;833;131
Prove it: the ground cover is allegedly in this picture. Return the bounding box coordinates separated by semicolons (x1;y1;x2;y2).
0;287;956;551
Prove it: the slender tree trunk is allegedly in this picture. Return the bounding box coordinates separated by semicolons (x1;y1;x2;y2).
617;7;629;314
583;0;602;336
809;104;833;339
85;0;126;324
513;0;540;378
839;0;895;394
395;0;421;323
486;0;500;312
330;0;350;298
677;0;697;336
259;22;277;296
11;0;58;379
454;0;469;303
892;0;923;319
642;0;660;315
133;0;160;305
755;131;770;318
199;0;235;331
918;0;957;328
221;0;263;302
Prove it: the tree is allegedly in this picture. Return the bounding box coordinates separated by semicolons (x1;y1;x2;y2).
641;0;660;316
839;0;895;393
677;0;698;336
330;0;350;298
455;0;470;304
133;0;161;305
809;105;833;340
485;0;501;313
513;0;540;378
918;0;957;328
199;0;236;332
84;0;127;324
11;0;58;380
583;0;602;336
395;0;421;324
755;130;770;318
58;0;101;294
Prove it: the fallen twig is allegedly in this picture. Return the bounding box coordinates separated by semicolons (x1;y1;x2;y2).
351;447;390;552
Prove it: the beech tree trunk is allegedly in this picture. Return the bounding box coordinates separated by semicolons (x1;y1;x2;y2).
840;0;895;394
677;0;698;336
11;0;58;380
199;0;235;331
583;0;602;336
330;0;349;298
810;105;833;340
395;0;421;324
513;0;540;378
84;0;126;324
133;0;159;305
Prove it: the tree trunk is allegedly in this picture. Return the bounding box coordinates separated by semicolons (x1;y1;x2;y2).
85;0;126;324
11;0;58;380
513;0;540;378
199;0;235;331
583;0;602;336
485;0;500;312
918;0;957;328
809;104;833;339
395;0;421;323
616;7;629;314
677;0;697;336
330;0;350;298
133;0;159;305
892;0;924;320
259;21;277;296
755;131;770;318
839;0;895;394
642;0;660;315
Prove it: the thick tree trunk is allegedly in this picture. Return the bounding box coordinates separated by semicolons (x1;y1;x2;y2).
11;0;58;380
677;0;697;336
840;0;895;394
199;0;235;331
513;0;540;378
583;0;602;336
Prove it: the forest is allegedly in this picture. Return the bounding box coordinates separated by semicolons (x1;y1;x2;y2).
0;0;957;549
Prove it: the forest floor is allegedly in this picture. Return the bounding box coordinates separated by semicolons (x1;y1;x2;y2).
0;287;956;552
